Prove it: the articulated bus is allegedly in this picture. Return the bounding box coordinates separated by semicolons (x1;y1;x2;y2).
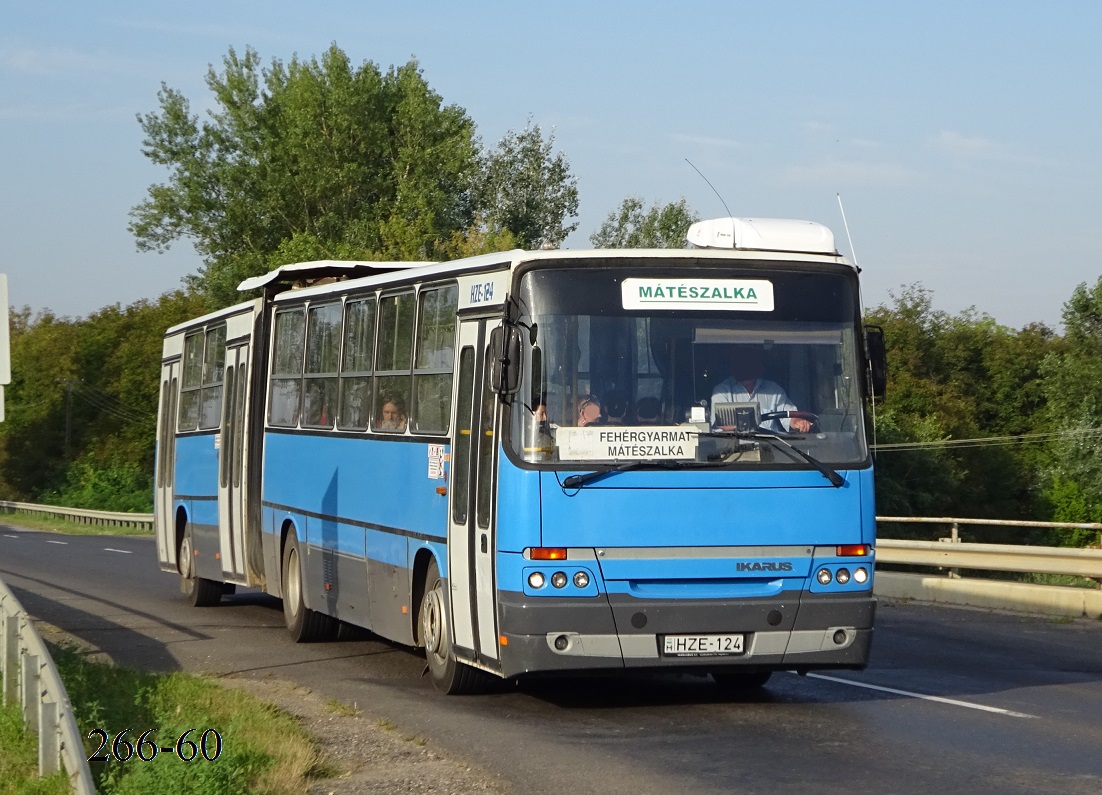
154;217;886;693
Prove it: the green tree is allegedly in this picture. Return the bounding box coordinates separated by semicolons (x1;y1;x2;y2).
472;120;579;249
590;196;698;248
0;290;209;508
130;46;479;306
865;285;1061;530
1038;276;1102;541
0;308;80;497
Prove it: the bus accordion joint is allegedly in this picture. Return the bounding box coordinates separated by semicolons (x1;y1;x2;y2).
530;548;567;561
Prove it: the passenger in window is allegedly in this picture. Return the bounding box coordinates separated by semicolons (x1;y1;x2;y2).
575;395;603;427
532;397;553;434
710;345;811;433
604;393;628;425
523;398;556;460
304;381;334;427
635;397;661;425
342;386;365;429
376;395;408;432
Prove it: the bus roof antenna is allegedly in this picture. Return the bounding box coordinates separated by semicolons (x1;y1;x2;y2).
686;159;732;218
837;192;878;453
836;193;859;268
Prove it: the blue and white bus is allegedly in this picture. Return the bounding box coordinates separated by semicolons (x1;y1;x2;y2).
154;217;886;693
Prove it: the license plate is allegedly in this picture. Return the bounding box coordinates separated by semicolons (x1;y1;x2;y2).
661;633;746;657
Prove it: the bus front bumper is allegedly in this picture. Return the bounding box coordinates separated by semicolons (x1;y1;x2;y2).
496;591;875;679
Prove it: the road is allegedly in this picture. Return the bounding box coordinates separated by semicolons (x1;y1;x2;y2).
2;527;1101;794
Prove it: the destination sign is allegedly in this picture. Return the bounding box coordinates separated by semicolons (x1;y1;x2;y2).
556;426;698;461
621;278;774;312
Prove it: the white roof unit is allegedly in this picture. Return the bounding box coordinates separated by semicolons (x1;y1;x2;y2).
237;259;435;293
686;217;837;255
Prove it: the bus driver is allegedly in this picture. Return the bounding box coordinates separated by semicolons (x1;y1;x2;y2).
710;345;812;433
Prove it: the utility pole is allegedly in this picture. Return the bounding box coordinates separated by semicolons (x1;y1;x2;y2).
0;275;9;423
64;379;73;458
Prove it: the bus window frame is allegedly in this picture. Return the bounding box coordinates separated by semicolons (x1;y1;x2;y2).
177;329;204;432
337;292;379;431
373;289;416;434
268;306;307;428
412;281;459;435
198;324;227;431
301;301;343;430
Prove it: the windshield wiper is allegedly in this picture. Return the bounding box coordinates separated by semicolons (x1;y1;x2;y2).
561;460;688;489
699;430;845;488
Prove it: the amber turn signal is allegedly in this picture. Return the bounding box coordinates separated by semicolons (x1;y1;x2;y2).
836;544;870;557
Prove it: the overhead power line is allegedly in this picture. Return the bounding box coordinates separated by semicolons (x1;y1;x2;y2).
68;381;154;422
872;426;1102;453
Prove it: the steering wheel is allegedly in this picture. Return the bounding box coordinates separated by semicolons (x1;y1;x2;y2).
760;410;819;433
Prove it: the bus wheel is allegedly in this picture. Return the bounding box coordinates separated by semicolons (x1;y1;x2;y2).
281;532;337;643
179;529;222;607
420;562;490;695
712;670;773;690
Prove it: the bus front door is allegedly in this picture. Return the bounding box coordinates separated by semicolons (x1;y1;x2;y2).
447;318;500;667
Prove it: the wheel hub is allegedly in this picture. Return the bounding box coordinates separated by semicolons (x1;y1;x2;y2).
180;537;193;579
286;548;301;617
422;588;444;658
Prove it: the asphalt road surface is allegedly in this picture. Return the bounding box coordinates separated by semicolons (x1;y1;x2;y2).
3;527;1100;794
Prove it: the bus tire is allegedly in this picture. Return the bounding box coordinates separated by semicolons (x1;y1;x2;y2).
712;669;773;690
179;527;223;607
281;532;337;643
420;561;491;695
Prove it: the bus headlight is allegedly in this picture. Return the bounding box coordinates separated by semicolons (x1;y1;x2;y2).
551;572;568;589
854;567;869;584
835;568;851;585
528;572;546;589
816;568;833;585
573;571;590;588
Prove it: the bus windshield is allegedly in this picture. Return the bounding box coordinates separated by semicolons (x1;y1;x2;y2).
508;260;869;468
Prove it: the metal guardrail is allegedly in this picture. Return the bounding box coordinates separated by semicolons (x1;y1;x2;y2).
876;516;1102;585
0;500;152;531
1;501;1099;583
1;575;96;794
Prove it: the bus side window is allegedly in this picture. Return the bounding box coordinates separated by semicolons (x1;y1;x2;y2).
269;308;306;427
413;283;457;434
374;291;414;433
338;296;376;430
199;325;226;430
178;331;203;431
302;303;341;428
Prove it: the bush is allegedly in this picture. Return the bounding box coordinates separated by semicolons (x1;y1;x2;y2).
40;458;153;513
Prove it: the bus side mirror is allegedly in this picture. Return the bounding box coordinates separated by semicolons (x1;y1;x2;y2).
865;325;887;399
489;325;522;396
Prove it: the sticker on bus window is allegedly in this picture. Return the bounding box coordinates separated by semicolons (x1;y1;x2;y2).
621;278;774;311
428;444;446;479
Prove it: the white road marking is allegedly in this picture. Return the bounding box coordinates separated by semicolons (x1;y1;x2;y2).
4;534;19;538
45;540;68;545
804;672;1038;719
103;548;133;554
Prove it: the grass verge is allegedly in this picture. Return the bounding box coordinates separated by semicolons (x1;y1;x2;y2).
0;700;69;795
50;644;329;795
0;511;151;537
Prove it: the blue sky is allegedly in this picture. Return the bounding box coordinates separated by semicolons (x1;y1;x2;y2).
2;1;1099;329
